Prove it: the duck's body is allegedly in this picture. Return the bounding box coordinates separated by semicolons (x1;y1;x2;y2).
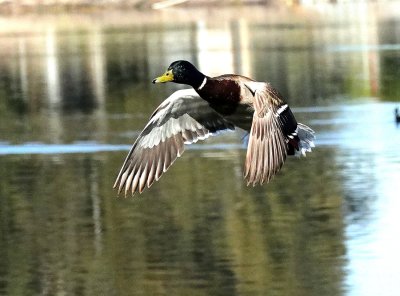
114;61;315;196
197;75;254;130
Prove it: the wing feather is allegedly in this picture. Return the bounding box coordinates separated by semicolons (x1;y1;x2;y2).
244;84;289;186
114;89;235;196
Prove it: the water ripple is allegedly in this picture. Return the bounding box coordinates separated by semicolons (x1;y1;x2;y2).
0;142;131;155
0;141;248;155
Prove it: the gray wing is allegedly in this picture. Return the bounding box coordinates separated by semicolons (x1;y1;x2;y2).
244;83;290;186
114;89;235;196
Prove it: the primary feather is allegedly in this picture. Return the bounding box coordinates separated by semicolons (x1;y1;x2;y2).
113;89;235;196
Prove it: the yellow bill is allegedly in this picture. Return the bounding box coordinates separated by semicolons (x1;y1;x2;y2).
152;69;174;83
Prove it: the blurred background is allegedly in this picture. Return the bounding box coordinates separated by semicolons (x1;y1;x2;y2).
0;1;400;295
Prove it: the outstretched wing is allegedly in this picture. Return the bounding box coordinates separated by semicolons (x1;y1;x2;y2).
244;82;298;186
114;89;235;196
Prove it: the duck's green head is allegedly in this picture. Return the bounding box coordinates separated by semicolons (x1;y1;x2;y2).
152;60;205;88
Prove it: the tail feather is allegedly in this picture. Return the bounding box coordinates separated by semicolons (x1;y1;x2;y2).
295;123;315;156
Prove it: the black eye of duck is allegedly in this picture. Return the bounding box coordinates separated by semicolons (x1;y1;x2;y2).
114;61;315;196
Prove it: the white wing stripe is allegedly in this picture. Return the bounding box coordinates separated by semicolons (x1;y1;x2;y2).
276;104;288;117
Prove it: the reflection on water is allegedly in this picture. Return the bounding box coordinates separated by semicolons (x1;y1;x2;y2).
1;3;400;296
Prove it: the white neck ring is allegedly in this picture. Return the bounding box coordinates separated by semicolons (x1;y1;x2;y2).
197;77;207;91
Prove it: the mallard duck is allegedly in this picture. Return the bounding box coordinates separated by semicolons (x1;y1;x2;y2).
114;60;315;196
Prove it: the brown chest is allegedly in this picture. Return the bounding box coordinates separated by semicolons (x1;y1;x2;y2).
197;79;242;116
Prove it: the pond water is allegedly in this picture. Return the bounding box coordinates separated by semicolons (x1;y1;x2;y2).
1;3;400;296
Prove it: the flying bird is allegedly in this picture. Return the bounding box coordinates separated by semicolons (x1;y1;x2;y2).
114;60;315;196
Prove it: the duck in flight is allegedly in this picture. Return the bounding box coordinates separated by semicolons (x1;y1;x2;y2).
114;60;315;196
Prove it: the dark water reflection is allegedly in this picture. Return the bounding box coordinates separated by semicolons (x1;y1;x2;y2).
0;149;346;296
1;3;400;296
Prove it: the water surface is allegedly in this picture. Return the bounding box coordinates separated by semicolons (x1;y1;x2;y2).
1;3;400;296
